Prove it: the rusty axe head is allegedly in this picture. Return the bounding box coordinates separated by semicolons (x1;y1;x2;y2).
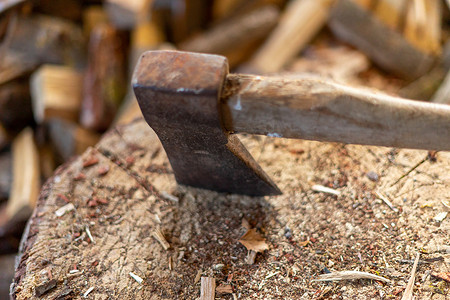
132;50;281;196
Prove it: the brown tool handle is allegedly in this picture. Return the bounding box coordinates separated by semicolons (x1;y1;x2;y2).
221;74;450;151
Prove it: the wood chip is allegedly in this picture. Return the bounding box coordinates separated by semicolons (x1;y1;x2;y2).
401;253;420;300
160;191;179;203
55;203;75;217
431;272;450;282
94;197;108;205
434;212;448;222
97;165;110;176
241;218;251;230
74;173;86;180
245;250;257;265
311;184;341;196
56;193;70;203
239;228;269;252
375;191;399;213
265;271;280;279
85;225;95;244
83;286;94;298
152;228;170;250
129;272;143;284
83;156;99;168
34;279;57;297
200;277;215;300
194;270;202;284
312;271;391;283
216;284;233;294
441;200;450;209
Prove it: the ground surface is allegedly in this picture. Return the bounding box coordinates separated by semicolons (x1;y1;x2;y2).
12;116;450;299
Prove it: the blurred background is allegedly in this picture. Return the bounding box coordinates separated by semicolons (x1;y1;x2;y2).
0;0;449;298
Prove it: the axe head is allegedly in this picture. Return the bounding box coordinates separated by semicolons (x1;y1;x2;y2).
132;50;281;196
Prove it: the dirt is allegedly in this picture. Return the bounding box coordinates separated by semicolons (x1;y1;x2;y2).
12;116;450;299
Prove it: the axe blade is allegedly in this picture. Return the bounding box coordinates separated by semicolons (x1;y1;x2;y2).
132;50;281;196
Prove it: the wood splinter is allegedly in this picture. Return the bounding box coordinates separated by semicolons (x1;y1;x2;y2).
152;228;170;250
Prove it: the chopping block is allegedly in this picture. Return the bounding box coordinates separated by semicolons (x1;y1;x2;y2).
132;50;450;196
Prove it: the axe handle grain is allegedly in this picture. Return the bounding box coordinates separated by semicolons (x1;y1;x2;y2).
221;74;450;151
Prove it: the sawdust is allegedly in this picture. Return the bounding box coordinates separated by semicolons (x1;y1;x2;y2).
12;118;450;299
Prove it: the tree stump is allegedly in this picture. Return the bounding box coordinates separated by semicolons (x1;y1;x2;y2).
12;117;450;299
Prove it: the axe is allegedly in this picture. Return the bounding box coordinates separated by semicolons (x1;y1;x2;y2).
132;50;450;196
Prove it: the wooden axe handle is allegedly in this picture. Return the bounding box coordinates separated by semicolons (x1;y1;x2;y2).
221;74;450;151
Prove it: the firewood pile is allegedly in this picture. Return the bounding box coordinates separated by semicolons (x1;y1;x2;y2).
0;0;449;298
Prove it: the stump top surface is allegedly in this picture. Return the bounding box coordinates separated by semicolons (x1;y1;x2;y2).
13;118;450;299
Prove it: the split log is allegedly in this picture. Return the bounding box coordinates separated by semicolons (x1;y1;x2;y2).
0;14;84;85
30;65;83;124
47;118;100;163
0;53;36;87
245;0;333;73
373;0;407;30
80;23;127;131
129;19;165;71
403;0;441;56
6;14;85;69
180;5;279;68
114;23;168;126
0;128;39;256
328;0;435;79
4;128;40;224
